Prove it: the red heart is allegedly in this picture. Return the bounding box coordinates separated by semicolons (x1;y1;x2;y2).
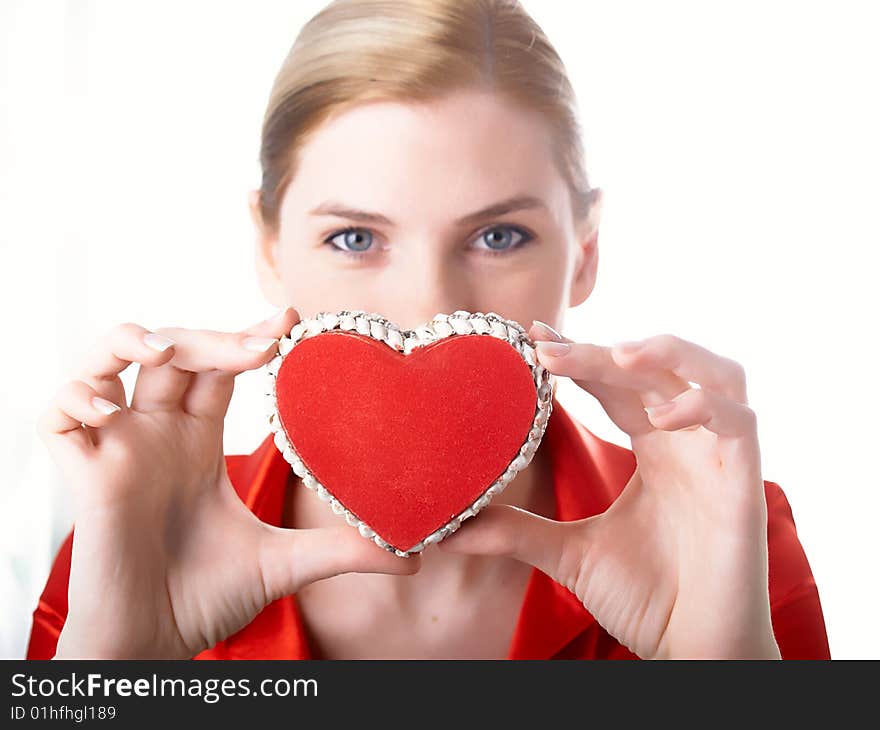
269;313;549;554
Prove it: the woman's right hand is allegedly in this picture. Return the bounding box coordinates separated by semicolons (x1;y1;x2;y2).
36;306;421;659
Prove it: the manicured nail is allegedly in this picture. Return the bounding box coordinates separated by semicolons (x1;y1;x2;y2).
614;340;644;354
645;400;676;418
532;320;564;342
268;306;290;322
144;333;176;352
536;341;571;357
243;336;277;352
92;396;121;415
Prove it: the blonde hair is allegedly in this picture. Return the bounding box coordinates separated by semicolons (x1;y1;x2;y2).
255;0;598;237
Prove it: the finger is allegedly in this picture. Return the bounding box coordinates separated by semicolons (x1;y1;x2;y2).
130;307;299;416
68;322;179;413
181;306;301;419
257;523;422;604
36;379;125;457
529;322;681;436
643;386;758;437
610;334;748;404
241;305;301;340
530;332;690;406
437;504;585;588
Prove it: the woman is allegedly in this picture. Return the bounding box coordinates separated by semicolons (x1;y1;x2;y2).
26;0;830;659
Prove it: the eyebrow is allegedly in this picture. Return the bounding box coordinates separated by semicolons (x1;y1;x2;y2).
308;194;548;227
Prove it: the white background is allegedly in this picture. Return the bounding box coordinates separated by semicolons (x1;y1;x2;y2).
1;0;877;659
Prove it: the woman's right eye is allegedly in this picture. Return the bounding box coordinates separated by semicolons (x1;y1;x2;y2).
324;226;376;258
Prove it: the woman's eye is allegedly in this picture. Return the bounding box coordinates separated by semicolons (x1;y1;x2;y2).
325;227;375;256
472;225;534;255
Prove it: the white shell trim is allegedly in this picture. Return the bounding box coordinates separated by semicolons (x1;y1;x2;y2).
264;310;555;557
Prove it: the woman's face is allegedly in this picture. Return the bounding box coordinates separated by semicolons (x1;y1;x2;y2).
250;89;600;333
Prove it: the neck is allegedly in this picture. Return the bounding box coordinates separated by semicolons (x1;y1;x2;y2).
284;443;555;602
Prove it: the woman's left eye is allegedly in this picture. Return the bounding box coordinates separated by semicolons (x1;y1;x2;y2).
472;225;534;255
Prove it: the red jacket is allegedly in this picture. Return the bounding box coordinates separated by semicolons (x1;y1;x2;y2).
26;396;831;659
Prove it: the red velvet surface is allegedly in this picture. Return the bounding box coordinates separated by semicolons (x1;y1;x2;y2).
274;330;538;551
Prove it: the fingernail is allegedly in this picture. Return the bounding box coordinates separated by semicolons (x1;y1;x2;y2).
268;306;289;322
532;320;564;342
613;340;643;354
92;396;121;415
243;336;278;352
536;341;571;357
144;333;176;352
645;400;675;418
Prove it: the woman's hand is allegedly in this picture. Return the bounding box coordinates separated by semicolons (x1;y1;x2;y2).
438;323;780;659
37;307;419;659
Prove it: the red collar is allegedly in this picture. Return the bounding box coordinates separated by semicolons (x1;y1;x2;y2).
200;395;635;659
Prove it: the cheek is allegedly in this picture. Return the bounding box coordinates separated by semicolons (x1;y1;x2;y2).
277;249;333;310
475;262;566;330
278;253;382;317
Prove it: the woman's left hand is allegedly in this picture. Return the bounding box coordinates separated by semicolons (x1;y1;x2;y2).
437;323;781;659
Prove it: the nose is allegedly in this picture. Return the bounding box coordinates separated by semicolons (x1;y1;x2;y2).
388;245;473;331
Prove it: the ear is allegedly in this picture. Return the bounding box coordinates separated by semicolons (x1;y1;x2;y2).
249;189;287;308
568;187;603;308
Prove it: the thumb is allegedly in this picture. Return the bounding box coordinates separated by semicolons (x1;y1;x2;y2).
258;524;422;603
437;504;584;586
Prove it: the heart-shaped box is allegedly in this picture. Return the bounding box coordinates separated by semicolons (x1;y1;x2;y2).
263;310;554;556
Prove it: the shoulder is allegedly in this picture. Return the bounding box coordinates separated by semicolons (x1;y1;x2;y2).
556;404;830;658
25;527;74;658
761;479;831;658
762;479;820;607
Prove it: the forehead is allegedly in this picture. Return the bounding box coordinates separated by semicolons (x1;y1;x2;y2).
282;90;571;225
